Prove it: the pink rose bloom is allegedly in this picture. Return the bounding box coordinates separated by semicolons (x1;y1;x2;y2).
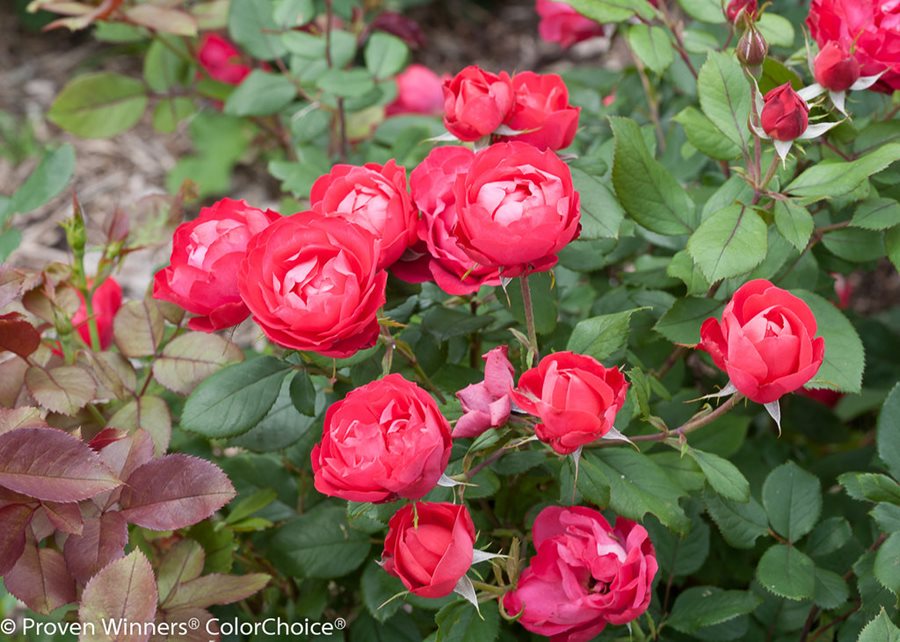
454;346;515;438
387;65;445;116
504;506;658;642
535;0;605;48
442;66;514;141
500;71;580;151
309;160;418;269
393;145;502;295
197;33;252;85
153;198;279;332
311;374;452;503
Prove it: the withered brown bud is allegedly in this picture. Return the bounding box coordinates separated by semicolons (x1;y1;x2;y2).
736;27;768;68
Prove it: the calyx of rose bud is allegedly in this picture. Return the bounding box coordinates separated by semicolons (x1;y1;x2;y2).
736;27;768;68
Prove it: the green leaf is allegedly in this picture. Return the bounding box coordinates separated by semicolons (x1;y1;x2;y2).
583;449;690;533
289;370;317;416
858;609;900;642
705;493;769;549
435;600;499;642
626;24;674;75
756;544;816;600
181;356;292;438
839;472;900;504
872;503;900;533
773;200;813;252
679;0;725;23
4;144;75;220
48;72;147;138
757;13;795;48
228;0;288;60
364;33;409;79
813;567;849;609
574;453;611;509
879;383;900;479
273;0;315;27
688;448;750;502
674;107;741;161
889;226;900;272
822;227;885;263
229;374;317;452
224;70;297;116
654;296;723;345
317;69;376;98
143;38;192;93
0;228;21;262
570;168;624;239
567;308;646;361
559;0;655;22
361;560;404;623
152;98;195;134
762;462;822;542
805;517;851;558
851;198;900;230
268;506;370;578
794;290;865;393
667;587;761;634
610;116;698;235
688;205;767;282
786;143;900;202
875;532;900;594
697;51;751;152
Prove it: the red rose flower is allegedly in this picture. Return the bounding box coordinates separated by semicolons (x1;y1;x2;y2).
760;83;809;141
503;506;658;642
442;66;514;141
394;145;501;294
153;198;279;332
309;160;417;269
511;351;628;454
725;0;758;22
454;346;515;438
814;41;862;91
73;278;122;350
499;72;580;151
381;502;475;598
237;213;387;357
698;279;826;404
197;33;251;85
535;0;605;48
453;141;580;276
387;65;446;116
311;374;452;503
807;0;900;93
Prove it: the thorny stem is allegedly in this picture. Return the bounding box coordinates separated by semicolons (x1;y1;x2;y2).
657;3;699;79
518;275;540;367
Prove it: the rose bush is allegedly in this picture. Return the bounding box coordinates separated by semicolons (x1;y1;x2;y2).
2;0;899;641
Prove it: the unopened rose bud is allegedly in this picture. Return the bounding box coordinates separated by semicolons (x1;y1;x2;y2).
761;83;809;141
814;41;861;92
736;28;768;67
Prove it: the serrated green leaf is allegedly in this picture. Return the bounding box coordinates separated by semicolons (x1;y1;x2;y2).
364;32;409;79
570;168;624;239
567;308;646;362
878;383;900;480
851;198;900;230
697;51;751;151
875;532;900;594
805;517;851;558
794;290;865;393
268;506;370;578
574;453;611;509
668;586;761;634
757;13;795;48
654;296;723;345
773;200;813;252
48;72;147;138
688;205;767;282
840;472;900;504
627;24;674;75
705;493;769;549
289;370;317;416
756;544;816;600
688;448;750;502
822;227;885;263
872;503;900;533
858;609;900;642
4;144;75;219
674;107;741;161
762;462;822;542
317;69;376;98
786;143;900;202
559;0;655;22
228;0;287;60
813;567;849;609
679;0;725;23
610;116;698;236
435;600;499;642
360;560;404;623
224;70;297;116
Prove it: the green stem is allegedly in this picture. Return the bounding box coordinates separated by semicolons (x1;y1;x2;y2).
81;286;103;352
518;275;539;367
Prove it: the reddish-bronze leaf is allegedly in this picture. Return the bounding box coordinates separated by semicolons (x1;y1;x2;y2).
0;312;41;359
164;573;271;610
5;541;76;614
0;356;27;407
107;396;172;455
0;504;36;575
80;351;137;400
119;455;235;530
0;406;45;435
98;428;154;482
41;500;83;535
152;332;243;396
157;539;205;606
113;299;164;358
80;549;157;642
64;511;128;585
25;365;97;415
0;427;121;502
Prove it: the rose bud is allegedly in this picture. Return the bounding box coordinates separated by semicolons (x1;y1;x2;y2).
814;41;861;92
453;141;581;276
442;66;514;141
725;0;758;23
511;351;628;454
370;11;427;50
309;160;417;269
760;83;809;141
393;145;502;294
736;27;768;68
153;199;279;332
237;213;387;357
311;374;452;503
197;33;252;85
454;346;515;438
535;0;605;48
381;502;475;598
73;278;122;350
499;71;580;151
503;506;658;641
698;279;826;404
386;65;446;117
